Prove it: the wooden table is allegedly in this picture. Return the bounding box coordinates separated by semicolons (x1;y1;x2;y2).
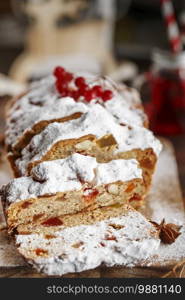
170;135;185;199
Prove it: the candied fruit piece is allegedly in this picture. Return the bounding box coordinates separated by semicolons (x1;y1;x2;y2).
41;217;63;226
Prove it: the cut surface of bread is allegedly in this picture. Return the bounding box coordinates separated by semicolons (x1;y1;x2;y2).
1;154;145;233
14;203;147;236
15;207;160;276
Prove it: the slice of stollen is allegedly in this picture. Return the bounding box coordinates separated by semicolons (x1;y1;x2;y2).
1;154;145;233
15;206;160;276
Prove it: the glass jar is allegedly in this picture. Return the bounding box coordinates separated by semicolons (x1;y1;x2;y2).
145;50;185;135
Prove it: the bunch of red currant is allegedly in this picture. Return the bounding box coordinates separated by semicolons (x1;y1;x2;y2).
53;66;113;102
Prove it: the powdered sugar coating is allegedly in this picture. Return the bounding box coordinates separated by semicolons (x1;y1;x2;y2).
1;141;184;270
15;104;162;175
1;154;142;204
16;209;160;276
96;159;141;185
6;97;88;149
104;93;146;126
5;74;146;149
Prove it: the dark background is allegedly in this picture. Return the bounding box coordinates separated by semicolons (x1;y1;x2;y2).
0;0;184;74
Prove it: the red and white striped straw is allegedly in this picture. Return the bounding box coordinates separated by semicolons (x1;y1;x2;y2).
160;0;182;54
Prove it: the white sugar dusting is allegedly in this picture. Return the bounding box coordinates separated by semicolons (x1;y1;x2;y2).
15;104;162;176
1;154;142;204
5;74;146;149
0;139;184;272
143;140;185;266
6;97;88;148
0;69;184;274
16;210;160;276
104;95;145;127
146;140;185;225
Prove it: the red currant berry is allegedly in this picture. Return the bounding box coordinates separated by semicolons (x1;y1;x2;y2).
56;79;68;93
75;77;86;87
84;89;94;102
63;72;73;83
102;90;113;101
68;90;79;100
60;88;69;97
92;85;103;97
78;83;88;96
53;66;65;78
73;90;80;100
55;80;63;93
60;81;68;89
66;90;72;97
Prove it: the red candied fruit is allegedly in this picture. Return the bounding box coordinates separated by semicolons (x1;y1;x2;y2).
41;217;63;227
83;188;99;202
104;235;117;241
21;201;32;209
129;194;142;202
35;248;48;256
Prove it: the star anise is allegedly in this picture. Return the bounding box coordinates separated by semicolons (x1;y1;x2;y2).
151;219;181;244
